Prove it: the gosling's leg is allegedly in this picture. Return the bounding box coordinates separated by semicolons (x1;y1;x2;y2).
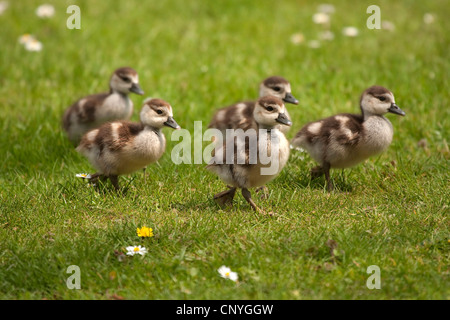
89;172;102;183
109;175;120;192
213;187;236;208
143;167;147;184
323;162;333;192
241;188;264;214
89;172;107;186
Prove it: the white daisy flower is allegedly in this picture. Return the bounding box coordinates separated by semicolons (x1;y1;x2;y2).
290;33;304;45
19;34;35;45
218;265;238;282
290;145;306;153
126;245;148;256
24;39;43;52
319;30;334;41
423;13;434;24
0;1;9;15
312;12;330;25
307;40;321;49
76;173;92;179
317;4;335;14
381;21;395;31
342;26;359;37
36;4;55;18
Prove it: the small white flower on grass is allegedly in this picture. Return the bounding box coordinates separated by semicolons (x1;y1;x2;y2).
18;34;35;45
0;1;9;15
423;13;435;24
218;265;238;282
319;30;334;41
290;145;306;152
290;33;304;45
290;145;306;160
342;26;359;37
308;40;321;49
313;12;330;25
381;21;395;31
36;4;55;18
24;39;43;52
317;4;335;14
126;245;147;256
76;173;92;179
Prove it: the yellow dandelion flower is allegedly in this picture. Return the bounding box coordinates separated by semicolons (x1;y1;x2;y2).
137;226;154;238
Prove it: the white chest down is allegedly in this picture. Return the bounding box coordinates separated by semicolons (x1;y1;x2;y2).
360;115;393;155
114;128;166;175
96;93;133;123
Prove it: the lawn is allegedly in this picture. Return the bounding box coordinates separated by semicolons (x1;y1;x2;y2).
0;0;448;300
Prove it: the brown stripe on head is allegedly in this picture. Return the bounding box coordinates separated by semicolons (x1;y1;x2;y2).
257;95;284;108
144;98;173;114
114;67;138;78
262;76;290;87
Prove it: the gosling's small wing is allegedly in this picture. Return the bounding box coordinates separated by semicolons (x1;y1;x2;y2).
77;121;144;154
103;121;145;152
292;113;363;148
63;93;109;130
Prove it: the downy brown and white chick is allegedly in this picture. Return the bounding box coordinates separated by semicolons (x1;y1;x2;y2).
208;76;298;135
63;67;144;145
76;98;180;191
207;96;292;214
291;85;405;191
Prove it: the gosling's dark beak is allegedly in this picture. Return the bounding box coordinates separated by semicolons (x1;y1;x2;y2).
388;103;405;116
276;113;292;126
130;83;144;95
164;116;181;129
283;92;299;105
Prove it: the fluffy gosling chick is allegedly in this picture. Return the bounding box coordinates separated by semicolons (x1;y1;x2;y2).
208;76;298;135
63;67;144;145
76;98;180;191
207;96;292;214
290;85;405;191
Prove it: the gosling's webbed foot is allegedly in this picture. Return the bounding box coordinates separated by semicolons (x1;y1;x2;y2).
213;187;237;208
88;173;107;189
241;188;264;215
255;185;269;199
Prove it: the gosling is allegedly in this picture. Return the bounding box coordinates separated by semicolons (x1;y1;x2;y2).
207;96;291;214
63;67;144;145
76;98;180;191
208;76;298;135
290;85;405;191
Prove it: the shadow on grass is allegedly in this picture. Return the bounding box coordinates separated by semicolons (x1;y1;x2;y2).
281;167;354;193
169;191;264;216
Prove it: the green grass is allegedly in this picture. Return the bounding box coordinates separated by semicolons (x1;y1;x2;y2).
0;0;449;300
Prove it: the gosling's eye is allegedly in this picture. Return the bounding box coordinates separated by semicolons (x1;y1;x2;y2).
273;87;281;92
266;106;274;112
156;109;163;115
378;96;386;101
120;76;131;83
